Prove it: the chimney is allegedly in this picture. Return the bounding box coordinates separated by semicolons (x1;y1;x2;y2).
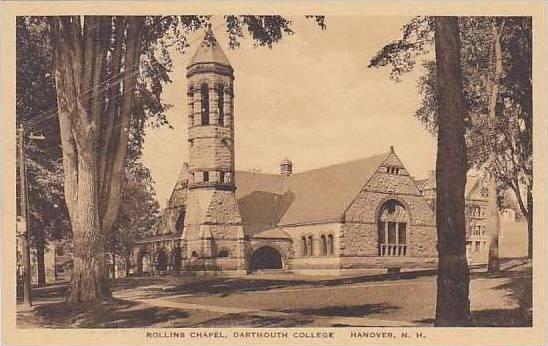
280;158;293;176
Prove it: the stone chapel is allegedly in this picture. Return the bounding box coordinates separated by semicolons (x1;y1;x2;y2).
133;31;500;276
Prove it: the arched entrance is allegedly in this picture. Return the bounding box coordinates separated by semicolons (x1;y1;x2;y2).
250;246;283;271
141;253;152;275
156;248;168;272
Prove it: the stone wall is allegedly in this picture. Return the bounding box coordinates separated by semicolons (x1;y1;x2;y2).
341;153;437;260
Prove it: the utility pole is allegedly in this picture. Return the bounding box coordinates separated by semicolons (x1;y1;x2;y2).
17;125;32;308
16;126;45;307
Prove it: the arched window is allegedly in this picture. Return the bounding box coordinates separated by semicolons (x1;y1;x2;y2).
378;200;408;256
307;235;314;256
200;83;209;125
175;210;185;233
321;235;327;255
217;84;224;126
327;234;334;255
301;236;307;256
217;250;229;258
203;171;209;182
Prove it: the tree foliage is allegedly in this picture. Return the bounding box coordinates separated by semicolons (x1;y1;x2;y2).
19;15;325;303
107;161;160;277
369;16;533;256
16;17;71;287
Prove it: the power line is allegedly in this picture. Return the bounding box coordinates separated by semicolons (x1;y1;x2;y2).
22;21;224;130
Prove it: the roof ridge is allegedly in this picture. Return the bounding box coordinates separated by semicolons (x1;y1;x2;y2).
288;152;391;177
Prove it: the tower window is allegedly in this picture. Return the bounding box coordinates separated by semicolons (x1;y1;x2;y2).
217;84;224;126
200;83;209;125
203;171;209;182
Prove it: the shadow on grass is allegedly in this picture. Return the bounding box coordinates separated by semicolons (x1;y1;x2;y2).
278;303;398;318
129;270;439;300
472;264;532;327
21;298;190;328
188;313;315;328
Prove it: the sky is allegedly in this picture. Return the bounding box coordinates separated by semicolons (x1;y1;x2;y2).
141;16;437;208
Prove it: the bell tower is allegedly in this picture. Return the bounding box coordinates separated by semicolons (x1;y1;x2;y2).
182;29;246;274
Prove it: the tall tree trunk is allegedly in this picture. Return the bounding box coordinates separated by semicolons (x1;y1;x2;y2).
434;16;471;327
51;16;143;304
112;253;116;280
487;175;500;272
125;255;131;277
66;150;110;303
487;19;504;272
36;241;46;287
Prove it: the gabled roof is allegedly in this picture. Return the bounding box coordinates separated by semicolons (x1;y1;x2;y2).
234;152;390;228
188;30;231;68
465;175;482;199
417;172;487;201
165;151;392;236
278;153;390;225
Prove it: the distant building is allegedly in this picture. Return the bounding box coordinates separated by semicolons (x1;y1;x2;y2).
416;172;529;263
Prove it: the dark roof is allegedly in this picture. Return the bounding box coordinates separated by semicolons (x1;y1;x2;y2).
164;151;392;237
234;152;390;229
188;31;231;68
251;228;292;239
279;153;389;225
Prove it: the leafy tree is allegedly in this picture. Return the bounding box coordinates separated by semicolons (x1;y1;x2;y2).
369;16;532;258
106;161;160;278
30;15;325;303
16;17;70;287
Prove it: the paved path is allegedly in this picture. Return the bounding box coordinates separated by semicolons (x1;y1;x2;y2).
115;292;424;327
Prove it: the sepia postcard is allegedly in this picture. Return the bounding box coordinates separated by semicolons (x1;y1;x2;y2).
1;1;545;345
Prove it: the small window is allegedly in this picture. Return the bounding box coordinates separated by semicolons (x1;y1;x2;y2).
55;246;64;256
56;264;64;274
203;171;209;182
398;223;407;244
387;222;397;244
301;236;307;256
378;221;386;243
308;235;314;256
217;250;229;258
321;235;327;255
200;83;209;125
220;172;225;183
191;251;198;258
327;234;334;255
217;84;224;126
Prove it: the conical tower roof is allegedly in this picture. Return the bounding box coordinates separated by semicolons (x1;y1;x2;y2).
188;29;231;68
